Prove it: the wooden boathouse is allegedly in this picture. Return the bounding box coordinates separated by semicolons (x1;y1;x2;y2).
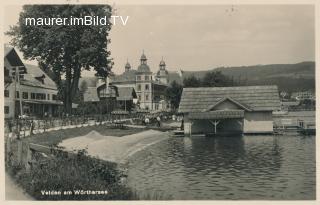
178;86;281;136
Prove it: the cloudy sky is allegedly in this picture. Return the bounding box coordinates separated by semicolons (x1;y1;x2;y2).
4;4;315;75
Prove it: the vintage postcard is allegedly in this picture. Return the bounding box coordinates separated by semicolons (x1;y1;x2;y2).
1;0;318;204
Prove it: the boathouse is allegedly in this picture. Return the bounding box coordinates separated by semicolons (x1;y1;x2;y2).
178;86;281;135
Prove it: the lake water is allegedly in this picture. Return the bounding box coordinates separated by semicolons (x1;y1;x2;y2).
127;135;315;200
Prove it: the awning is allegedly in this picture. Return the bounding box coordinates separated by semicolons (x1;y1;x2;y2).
189;110;244;120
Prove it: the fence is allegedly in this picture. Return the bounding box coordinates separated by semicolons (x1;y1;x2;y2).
4;113;146;138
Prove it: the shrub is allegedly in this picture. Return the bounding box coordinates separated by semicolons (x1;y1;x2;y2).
13;149;137;200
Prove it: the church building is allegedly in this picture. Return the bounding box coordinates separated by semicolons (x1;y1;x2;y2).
110;52;170;111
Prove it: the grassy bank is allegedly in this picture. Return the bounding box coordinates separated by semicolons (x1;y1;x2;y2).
6;125;146;200
9;149;137;200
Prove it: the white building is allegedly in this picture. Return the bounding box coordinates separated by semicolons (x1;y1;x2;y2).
4;47;62;118
110;52;170;111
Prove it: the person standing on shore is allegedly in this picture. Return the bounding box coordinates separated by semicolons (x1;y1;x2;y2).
156;116;161;127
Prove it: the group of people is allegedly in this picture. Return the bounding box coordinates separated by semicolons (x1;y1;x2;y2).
141;113;184;129
143;115;162;127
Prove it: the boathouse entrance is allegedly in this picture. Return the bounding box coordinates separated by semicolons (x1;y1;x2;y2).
187;110;245;136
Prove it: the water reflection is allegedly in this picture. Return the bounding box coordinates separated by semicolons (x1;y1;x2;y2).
127;135;315;200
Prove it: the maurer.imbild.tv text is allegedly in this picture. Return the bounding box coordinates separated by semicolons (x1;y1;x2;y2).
25;15;129;26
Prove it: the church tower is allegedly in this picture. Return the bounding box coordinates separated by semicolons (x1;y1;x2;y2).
156;57;169;84
125;59;131;72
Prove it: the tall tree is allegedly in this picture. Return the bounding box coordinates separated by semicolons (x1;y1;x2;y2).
6;5;113;113
165;80;183;110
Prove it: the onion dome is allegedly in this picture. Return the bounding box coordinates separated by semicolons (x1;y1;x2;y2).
159;58;166;67
137;64;151;72
125;60;131;71
141;53;147;61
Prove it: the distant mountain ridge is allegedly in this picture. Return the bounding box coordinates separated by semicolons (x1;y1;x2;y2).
168;61;315;93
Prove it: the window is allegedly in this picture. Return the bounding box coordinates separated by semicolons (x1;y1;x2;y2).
4;106;9;114
4;90;9;97
145;84;149;90
145;75;149;81
52;94;58;100
31;93;36;99
137;75;141;81
137;84;141;91
4;67;9;77
47;94;50;100
138;95;141;101
16;91;19;98
36;93;46;100
146;94;149;101
22;92;28;99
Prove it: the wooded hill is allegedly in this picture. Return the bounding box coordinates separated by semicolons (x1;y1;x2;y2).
168;61;315;93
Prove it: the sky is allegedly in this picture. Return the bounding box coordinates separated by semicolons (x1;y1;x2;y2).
3;4;315;75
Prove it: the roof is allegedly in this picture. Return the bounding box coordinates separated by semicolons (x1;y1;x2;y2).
4;47;26;71
83;87;100;102
157;69;169;76
137;64;151;73
116;87;137;101
112;70;137;82
4;47;58;91
189;110;244;120
125;62;131;69
22;64;57;89
159;59;166;66
179;85;280;113
141;53;147;61
97;84;117;98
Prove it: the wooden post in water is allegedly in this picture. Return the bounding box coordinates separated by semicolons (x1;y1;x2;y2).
209;120;220;134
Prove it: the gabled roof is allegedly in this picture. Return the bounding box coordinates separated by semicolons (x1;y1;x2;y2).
4;46;26;71
22;64;57;89
205;97;252;111
179;85;280;113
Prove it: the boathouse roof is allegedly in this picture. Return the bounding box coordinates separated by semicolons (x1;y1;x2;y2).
189;110;244;120
178;85;280;113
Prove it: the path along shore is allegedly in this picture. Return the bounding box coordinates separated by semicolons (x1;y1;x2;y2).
5;173;33;200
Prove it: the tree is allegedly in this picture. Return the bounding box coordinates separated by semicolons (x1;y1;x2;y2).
6;5;113;114
201;71;232;87
183;76;201;87
165;80;183;110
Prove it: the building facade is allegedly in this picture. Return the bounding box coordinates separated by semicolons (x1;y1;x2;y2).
111;52;170;111
291;91;315;101
4;47;62;118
